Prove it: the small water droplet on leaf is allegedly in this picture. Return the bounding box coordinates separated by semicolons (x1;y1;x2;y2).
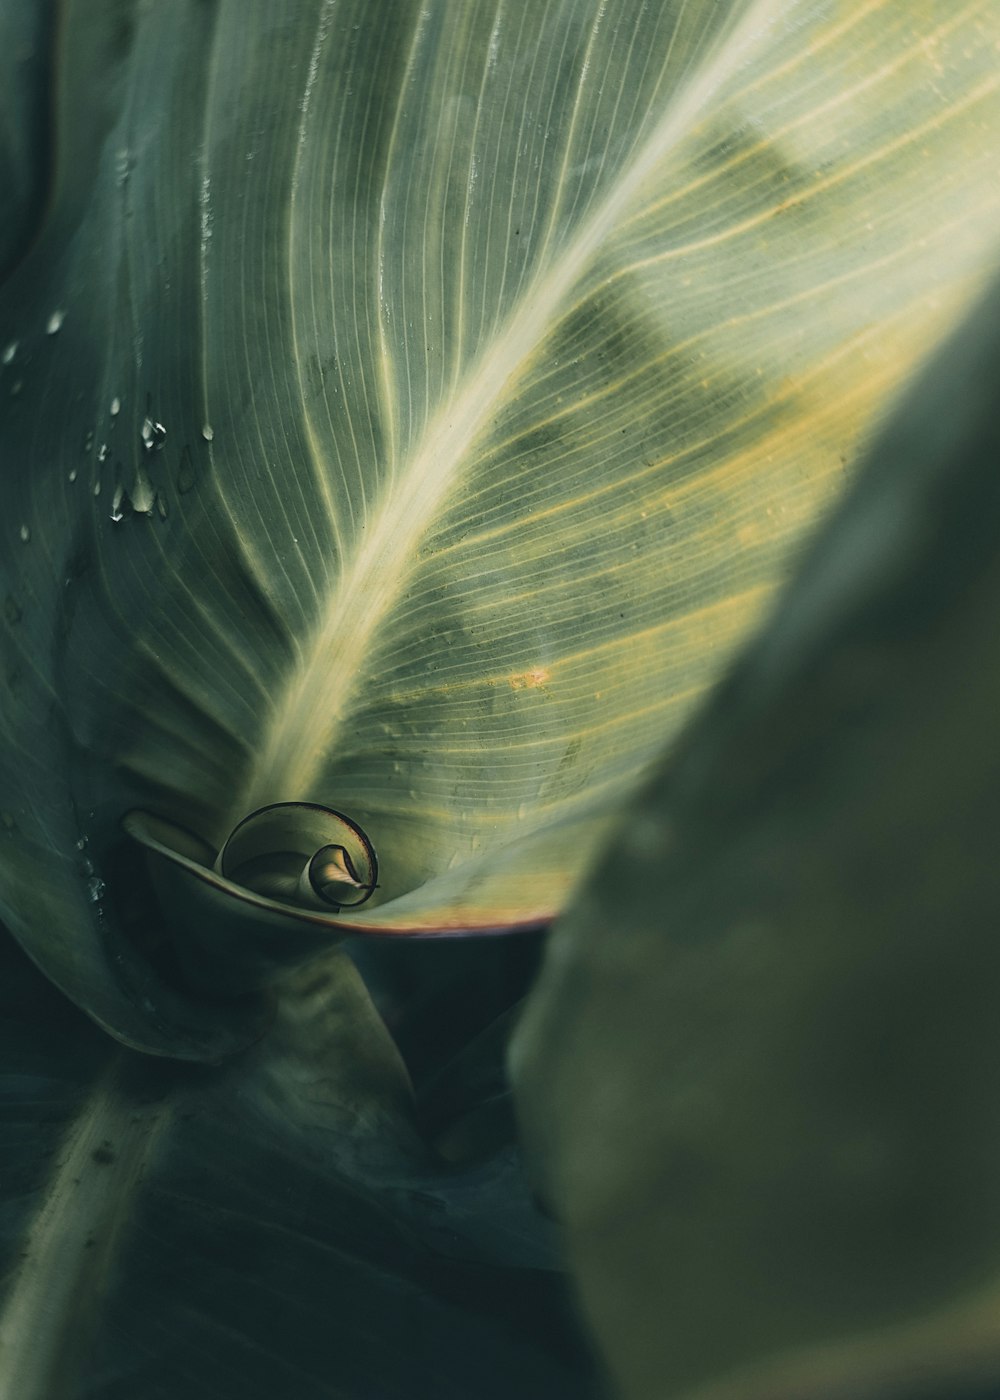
176;445;197;494
141;416;166;452
46;310;65;335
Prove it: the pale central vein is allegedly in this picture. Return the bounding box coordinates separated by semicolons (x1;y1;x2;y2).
236;0;785;816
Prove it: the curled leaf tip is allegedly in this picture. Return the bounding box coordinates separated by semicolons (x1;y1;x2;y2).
218;802;378;912
122;803;379;997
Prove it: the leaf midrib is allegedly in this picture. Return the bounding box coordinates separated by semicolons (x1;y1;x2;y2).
234;0;784;826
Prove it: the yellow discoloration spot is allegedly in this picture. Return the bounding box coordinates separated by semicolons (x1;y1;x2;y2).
510;668;551;691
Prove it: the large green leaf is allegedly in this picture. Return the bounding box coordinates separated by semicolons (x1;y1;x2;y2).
0;927;599;1399
511;270;1000;1400
3;0;1000;1053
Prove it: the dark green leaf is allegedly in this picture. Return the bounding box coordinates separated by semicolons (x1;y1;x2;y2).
0;930;600;1399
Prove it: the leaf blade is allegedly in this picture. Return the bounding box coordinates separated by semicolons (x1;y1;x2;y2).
2;0;1000;1045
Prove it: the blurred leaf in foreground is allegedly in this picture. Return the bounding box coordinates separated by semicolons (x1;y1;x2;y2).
512;269;1000;1400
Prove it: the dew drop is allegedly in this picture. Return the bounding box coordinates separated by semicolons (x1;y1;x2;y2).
76;836;88;850
97;442;109;462
46;309;65;335
93;480;102;497
201;422;214;442
131;469;155;515
176;445;197;494
19;524;30;543
110;484;127;523
86;875;106;904
1;340;17;365
110;396;121;417
68;468;78;483
141;416;166;451
82;428;94;453
156;492;169;520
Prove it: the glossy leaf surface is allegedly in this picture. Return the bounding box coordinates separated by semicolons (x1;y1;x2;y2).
2;0;1000;1051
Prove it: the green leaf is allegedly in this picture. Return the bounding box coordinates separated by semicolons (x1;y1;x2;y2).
0;928;598;1400
0;2;52;279
3;0;1000;1052
510;270;1000;1400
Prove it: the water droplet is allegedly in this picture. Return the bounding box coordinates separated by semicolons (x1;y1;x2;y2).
19;524;30;543
156;492;169;520
110;396;121;417
76;836;88;850
10;378;23;397
82;428;94;453
1;340;17;365
176;445;197;494
131;468;155;515
110;484;127;523
97;442;109;462
140;416;166;451
68;468;78;483
93;480;102;497
201;422;214;442
46;310;65;335
86;875;106;903
3;594;22;624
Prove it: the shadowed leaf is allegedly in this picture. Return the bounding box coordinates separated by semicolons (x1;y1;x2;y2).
0;930;600;1400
